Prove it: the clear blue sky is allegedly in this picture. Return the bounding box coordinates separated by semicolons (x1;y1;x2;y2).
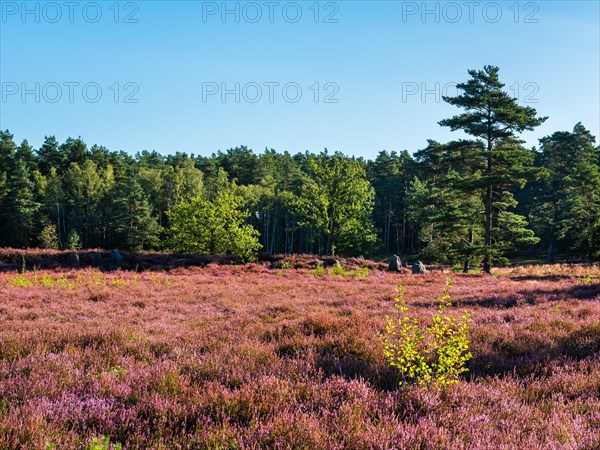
1;1;598;159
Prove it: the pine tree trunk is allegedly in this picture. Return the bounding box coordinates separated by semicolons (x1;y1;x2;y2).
326;214;335;255
463;259;470;273
396;219;401;254
402;181;408;254
384;202;391;254
270;214;276;254
56;203;61;247
546;240;555;263
463;228;473;273
402;205;407;254
483;140;493;274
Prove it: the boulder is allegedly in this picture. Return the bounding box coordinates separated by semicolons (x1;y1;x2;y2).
388;255;402;272
412;260;427;274
66;252;80;268
88;251;103;267
110;249;124;268
322;258;339;268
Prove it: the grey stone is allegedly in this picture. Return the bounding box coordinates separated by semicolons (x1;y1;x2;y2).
322;258;339;268
412;260;427;274
111;249;124;268
88;251;102;266
67;252;80;267
388;255;402;272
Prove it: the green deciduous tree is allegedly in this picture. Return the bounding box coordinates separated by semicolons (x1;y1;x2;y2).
290;152;376;256
381;280;472;388
157;156;204;227
167;170;261;261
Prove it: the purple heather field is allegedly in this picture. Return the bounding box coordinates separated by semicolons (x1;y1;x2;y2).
0;251;599;449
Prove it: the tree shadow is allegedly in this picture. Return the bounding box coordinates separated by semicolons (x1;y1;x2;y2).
412;283;600;309
476;283;600;307
0;249;242;273
0;249;388;273
314;355;402;391
542;283;600;301
469;323;600;379
313;321;600;389
510;274;573;282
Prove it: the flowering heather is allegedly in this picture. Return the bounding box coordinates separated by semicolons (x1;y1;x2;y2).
0;255;599;449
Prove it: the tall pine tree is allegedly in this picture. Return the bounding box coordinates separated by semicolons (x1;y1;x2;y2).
439;66;546;272
113;174;161;250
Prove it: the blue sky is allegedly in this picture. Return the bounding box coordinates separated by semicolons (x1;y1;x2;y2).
1;1;599;159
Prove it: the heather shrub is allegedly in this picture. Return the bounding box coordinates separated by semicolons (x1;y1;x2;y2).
302;315;340;337
2;263;599;448
381;279;472;387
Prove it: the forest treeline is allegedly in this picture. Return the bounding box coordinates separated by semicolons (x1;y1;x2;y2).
1;67;599;268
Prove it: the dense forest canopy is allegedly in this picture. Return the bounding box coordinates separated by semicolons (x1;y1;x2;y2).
1;67;599;267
